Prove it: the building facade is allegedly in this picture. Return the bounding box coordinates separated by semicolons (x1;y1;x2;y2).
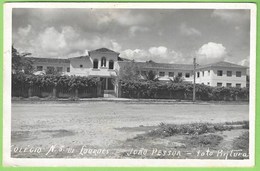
28;48;248;97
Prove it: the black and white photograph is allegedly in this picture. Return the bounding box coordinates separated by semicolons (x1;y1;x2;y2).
3;2;256;167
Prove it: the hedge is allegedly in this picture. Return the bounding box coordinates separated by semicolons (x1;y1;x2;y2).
12;73;99;98
120;80;249;101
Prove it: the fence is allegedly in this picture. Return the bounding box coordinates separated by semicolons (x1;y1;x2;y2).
12;85;98;99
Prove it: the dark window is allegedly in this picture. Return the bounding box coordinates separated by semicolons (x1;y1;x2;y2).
159;72;165;77
226;83;232;87
109;60;114;69
236;83;241;88
56;67;63;72
141;71;147;76
178;72;182;77
202;71;204;77
208;70;210;76
217;70;223;76
80;65;83;68
185;73;190;78
197;72;200;78
46;66;55;74
217;82;222;87
227;71;232;77
169;72;174;77
207;82;210;85
108;78;114;90
67;67;70;72
236;71;242;77
93;59;98;69
101;57;106;67
37;66;43;71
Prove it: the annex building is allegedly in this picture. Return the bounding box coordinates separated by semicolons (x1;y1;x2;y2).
28;48;248;97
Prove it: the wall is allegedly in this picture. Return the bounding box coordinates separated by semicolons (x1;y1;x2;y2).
89;52;118;69
210;67;247;87
140;68;194;82
69;57;92;75
196;67;213;86
32;62;70;73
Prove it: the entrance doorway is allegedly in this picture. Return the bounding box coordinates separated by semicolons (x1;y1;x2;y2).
100;77;115;97
100;77;114;91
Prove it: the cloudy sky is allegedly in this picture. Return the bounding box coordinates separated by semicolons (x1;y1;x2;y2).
12;8;250;65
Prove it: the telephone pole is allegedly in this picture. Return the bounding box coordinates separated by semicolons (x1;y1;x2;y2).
193;58;196;102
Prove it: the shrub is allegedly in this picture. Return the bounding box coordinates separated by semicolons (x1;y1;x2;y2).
12;73;99;97
120;80;249;101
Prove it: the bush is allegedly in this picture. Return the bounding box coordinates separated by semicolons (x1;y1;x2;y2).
12;73;99;97
120;80;249;101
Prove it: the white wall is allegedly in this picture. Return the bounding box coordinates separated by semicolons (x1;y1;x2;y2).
32;62;70;73
139;68;194;82
89;52;118;69
70;57;92;75
196;68;213;86
210;67;247;87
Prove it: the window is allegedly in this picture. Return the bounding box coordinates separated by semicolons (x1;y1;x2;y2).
56;67;63;72
93;59;98;69
80;64;83;68
217;82;223;87
36;66;43;71
185;73;190;78
169;72;174;77
226;83;232;87
197;72;200;78
141;71;147;76
236;71;242;77
202;71;204;77
101;57;106;67
46;66;55;74
207;82;210;85
217;70;223;76
47;66;54;70
109;60;114;69
236;83;241;88
67;67;70;72
208;70;210;76
159;72;165;77
227;71;232;77
178;72;182;77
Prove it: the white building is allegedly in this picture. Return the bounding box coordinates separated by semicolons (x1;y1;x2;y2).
28;48;248;97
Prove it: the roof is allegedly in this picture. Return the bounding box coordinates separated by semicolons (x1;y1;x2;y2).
118;60;247;71
118;56;131;61
27;57;70;63
68;55;90;60
118;61;194;70
88;48;119;54
197;61;248;69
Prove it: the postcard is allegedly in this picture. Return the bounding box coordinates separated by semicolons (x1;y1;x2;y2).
3;2;256;167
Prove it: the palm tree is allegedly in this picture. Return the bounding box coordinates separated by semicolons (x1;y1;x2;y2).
172;75;184;83
142;70;158;81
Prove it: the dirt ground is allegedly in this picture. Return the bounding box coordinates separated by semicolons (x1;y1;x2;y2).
11;101;249;158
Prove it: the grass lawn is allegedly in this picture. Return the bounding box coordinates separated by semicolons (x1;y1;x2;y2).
11;101;249;159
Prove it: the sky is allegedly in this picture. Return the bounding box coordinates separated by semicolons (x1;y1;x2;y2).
12;8;250;65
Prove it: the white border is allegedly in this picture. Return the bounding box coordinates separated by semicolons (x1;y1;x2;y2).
3;2;256;167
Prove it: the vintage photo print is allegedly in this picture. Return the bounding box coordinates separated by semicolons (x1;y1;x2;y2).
3;2;256;167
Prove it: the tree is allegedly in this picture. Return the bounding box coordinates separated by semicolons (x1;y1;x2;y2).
172;75;184;83
12;46;34;74
118;61;141;81
142;70;158;81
